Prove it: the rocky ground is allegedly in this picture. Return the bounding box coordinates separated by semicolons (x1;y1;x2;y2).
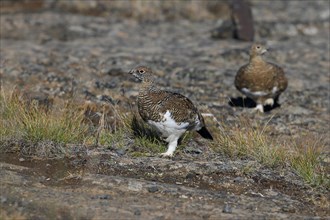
0;0;329;219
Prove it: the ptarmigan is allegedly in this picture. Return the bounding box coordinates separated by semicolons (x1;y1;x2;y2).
235;43;288;112
129;65;213;157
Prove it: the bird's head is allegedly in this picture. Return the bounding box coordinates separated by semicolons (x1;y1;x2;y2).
250;43;268;57
129;65;153;82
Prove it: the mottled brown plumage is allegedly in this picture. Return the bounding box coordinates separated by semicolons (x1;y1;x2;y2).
235;43;288;112
129;65;213;156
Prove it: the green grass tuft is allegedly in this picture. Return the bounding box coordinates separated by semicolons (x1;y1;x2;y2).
133;135;166;154
97;129;128;149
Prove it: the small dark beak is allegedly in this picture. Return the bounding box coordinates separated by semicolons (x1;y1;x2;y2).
128;69;134;75
129;69;140;82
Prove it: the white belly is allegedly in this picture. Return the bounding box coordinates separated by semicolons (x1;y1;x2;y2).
241;87;278;99
147;111;190;138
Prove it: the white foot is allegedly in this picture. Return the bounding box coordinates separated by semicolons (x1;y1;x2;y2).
254;104;264;113
160;135;179;157
264;98;274;106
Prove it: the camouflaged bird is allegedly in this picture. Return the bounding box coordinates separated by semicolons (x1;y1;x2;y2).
235;43;288;112
129;65;213;157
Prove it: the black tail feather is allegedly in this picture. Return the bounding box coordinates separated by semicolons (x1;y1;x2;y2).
197;127;213;140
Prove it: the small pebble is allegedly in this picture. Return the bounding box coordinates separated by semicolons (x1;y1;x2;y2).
233;177;245;183
134;209;141;216
116;149;125;156
281;206;296;213
147;186;159;193
222;203;232;213
0;196;7;203
99;195;112;200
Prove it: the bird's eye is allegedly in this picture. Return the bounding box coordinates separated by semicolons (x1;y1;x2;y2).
139;69;145;74
256;46;260;49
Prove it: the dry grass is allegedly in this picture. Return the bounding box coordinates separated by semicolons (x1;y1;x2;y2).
0;89;89;145
290;137;328;186
208;116;329;188
211;117;287;167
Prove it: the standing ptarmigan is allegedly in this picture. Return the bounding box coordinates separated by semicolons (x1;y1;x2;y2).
129;65;213;157
235;43;288;112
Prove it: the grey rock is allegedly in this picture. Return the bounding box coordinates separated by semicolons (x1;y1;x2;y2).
147;185;159;193
222;203;233;213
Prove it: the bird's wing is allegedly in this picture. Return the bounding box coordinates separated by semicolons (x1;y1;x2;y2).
156;91;202;125
269;63;288;92
235;64;250;90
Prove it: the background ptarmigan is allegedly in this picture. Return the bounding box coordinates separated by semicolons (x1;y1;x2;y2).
129;65;213;157
235;43;288;112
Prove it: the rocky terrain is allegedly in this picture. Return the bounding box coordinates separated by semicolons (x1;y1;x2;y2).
0;0;329;219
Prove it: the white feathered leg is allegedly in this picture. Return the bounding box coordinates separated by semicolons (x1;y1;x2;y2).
160;133;182;157
264;98;274;106
254;103;264;113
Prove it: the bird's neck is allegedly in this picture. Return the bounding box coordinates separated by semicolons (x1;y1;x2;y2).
140;79;158;93
249;55;265;65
